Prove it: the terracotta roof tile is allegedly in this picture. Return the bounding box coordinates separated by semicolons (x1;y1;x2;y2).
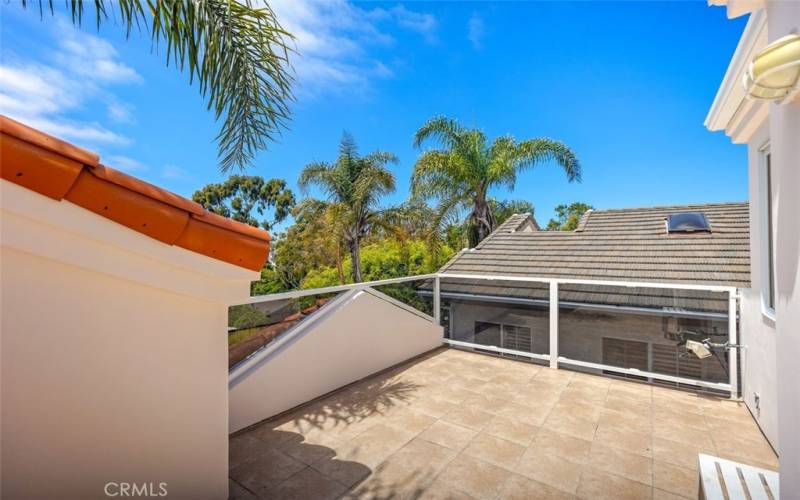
0;115;270;271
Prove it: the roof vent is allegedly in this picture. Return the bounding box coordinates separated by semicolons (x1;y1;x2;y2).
667;212;711;233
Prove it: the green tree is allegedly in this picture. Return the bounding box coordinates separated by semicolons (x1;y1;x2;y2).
411;116;581;247
546;202;593;231
192;176;295;230
27;0;294;172
490;199;535;227
298;133;397;283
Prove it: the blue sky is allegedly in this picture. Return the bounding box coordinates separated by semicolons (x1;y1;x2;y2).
0;1;747;229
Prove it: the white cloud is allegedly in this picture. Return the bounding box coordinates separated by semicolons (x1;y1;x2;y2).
269;0;435;96
0;18;140;146
161;164;189;180
468;13;485;50
107;155;149;173
391;5;437;43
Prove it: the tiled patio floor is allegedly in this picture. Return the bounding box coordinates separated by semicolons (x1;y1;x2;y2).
229;348;778;500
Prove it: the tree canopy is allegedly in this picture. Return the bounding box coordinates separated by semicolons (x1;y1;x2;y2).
192;176;295;230
546;202;594;231
298;133;397;283
411;116;581;247
28;0;295;172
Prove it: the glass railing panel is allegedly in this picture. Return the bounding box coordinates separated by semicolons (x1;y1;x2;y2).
228;291;342;369
438;276;550;364
557;283;730;389
372;278;434;319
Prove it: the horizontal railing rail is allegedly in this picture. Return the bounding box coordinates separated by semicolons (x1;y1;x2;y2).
233;271;740;397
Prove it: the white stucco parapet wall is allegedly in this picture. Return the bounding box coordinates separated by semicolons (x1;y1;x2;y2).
229;287;444;433
1;179;258;500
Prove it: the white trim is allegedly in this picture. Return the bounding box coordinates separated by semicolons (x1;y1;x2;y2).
757;144;778;321
443;338;551;362
557;357;732;392
549;281;559;369
705;10;769;143
246;274;437;304
438;272;738;294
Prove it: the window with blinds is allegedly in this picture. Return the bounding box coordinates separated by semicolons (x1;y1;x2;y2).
602;337;648;381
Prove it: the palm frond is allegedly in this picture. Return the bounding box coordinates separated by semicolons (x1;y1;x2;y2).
30;0;295;172
413;116;465;150
515;138;582;182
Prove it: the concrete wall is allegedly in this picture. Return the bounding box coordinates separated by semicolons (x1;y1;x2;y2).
1;181;256;499
767;0;800;489
228;288;443;433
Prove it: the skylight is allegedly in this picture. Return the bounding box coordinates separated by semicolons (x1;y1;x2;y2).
667;212;711;233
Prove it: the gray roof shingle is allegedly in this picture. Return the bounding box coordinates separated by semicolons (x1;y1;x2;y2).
435;202;750;314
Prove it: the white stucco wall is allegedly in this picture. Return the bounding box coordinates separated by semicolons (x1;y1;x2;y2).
228;289;443;433
1;181;256;499
767;0;800;491
739;122;780;448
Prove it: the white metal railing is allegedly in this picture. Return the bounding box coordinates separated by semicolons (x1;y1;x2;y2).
240;272;739;396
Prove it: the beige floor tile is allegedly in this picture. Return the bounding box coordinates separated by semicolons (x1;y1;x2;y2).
229;434;275;469
435;454;512;500
652;437;713;471
497;400;553;426
550;400;604;422
516;447;584;494
653;406;708;430
588;442;653;485
599;407;652;433
577;466;652;500
533;428;592;464
419;420;479;451
413;397;458;418
462;432;526;470
499;473;577;500
604;394;652;416
442;406;494;431
346;439;457;499
653;461;696;499
417;479;479;499
652;419;715;449
264;466;347;500
653;489;687;500
229;447;307;496
594;423;653;457
482;415;539;446
228;479;256;500
279;434;339;465
543;411;598;441
713;438;779;470
250;425;298;449
560;384;609;405
382;408;438;435
462;393;514;415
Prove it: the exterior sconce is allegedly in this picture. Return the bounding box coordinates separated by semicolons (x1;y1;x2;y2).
743;33;800;101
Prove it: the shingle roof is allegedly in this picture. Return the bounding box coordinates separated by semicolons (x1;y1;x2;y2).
0;115;270;271
443;202;750;287
436;202;749;314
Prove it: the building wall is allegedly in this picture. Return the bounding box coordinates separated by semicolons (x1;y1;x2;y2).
1;181;256;499
448;300;729;385
740;122;780;448
228;289;443;433
767;0;800;488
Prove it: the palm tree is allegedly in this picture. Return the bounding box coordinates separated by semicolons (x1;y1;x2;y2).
411;116;581;247
298;133;397;283
25;0;294;172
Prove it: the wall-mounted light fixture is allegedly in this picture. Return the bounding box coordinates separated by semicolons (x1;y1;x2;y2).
743;33;800;101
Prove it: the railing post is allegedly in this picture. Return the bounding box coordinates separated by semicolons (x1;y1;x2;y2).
549;280;558;369
728;289;739;399
433;275;441;326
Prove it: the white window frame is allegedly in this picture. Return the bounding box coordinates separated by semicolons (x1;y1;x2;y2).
758;142;777;321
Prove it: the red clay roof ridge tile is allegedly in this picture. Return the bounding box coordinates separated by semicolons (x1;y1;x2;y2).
0;114;270;271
